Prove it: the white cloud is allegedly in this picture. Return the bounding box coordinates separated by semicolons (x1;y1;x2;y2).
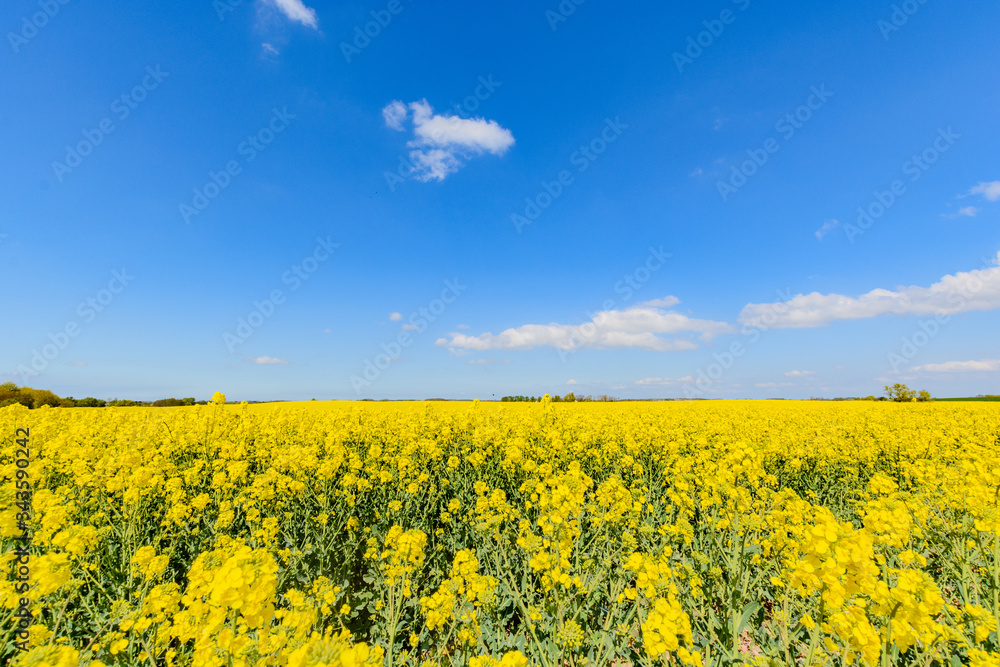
246;356;290;365
389;312;403;322
785;370;814;377
943;206;980;219
912;359;1000;373
969;181;1000;202
323;328;332;334
814;218;839;240
739;253;1000;329
437;299;733;353
690;168;703;176
382;101;407;131
261;42;280;57
566;379;578;386
65;361;87;367
755;382;794;388
263;0;318;28
401;323;419;331
456;324;470;329
382;99;515;181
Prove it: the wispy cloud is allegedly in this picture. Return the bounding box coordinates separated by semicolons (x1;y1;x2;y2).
784;370;814;377
968;181;1000;202
912;359;1000;373
64;361;87;367
755;382;794;388
943;206;980;219
382;101;407;131
389;312;403;322
437;298;733;353
739;253;1000;329
383;99;515;181
814;218;839;240
246;356;291;365
263;0;318;29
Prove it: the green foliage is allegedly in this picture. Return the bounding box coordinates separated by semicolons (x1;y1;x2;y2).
0;383;61;408
884;383;917;402
153;398;186;407
75;397;107;408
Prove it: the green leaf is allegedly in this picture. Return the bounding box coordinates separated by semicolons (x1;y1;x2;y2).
736;602;761;634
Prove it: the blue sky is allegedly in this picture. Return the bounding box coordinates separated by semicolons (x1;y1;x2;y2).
2;0;998;401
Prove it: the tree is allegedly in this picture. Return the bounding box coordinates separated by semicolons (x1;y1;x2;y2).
20;388;62;408
76;397;106;408
182;397;196;406
564;392;576;402
153;398;185;407
884;383;917;402
917;390;932;402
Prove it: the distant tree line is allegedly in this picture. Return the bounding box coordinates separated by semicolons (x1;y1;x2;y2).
500;393;618;403
0;383;208;409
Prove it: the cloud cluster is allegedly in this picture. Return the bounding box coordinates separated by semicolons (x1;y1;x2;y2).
739;253;1000;329
264;0;318;28
437;299;733;353
383;99;514;181
911;359;1000;373
969;181;1000;202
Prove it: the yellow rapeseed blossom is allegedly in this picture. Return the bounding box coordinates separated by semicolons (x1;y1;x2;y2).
4;399;1000;666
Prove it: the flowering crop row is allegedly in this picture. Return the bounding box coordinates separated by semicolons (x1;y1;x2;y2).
2;399;1000;666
